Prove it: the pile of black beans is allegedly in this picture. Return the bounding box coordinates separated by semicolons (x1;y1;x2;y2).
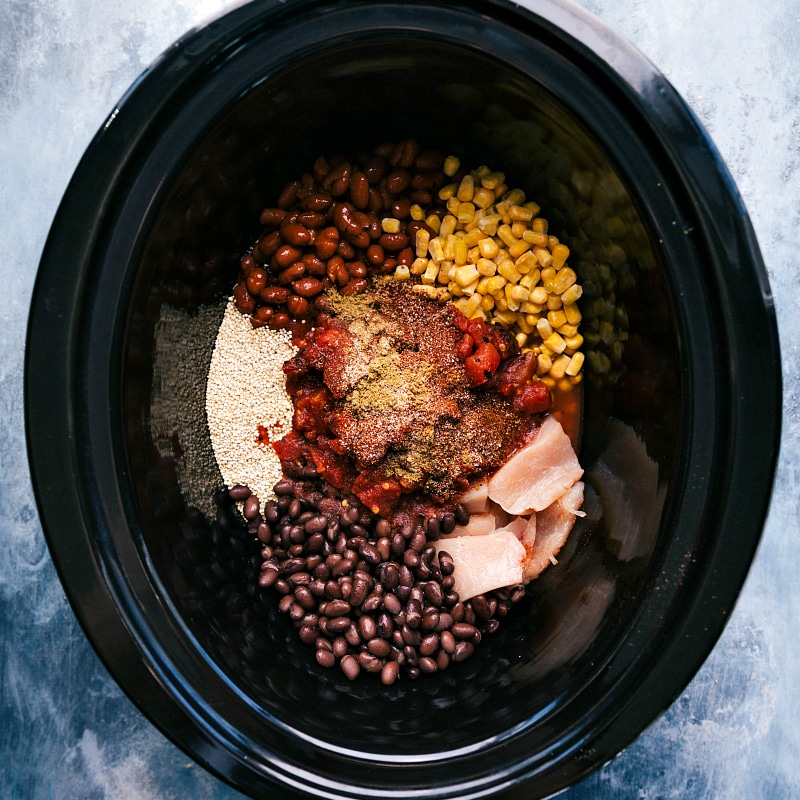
228;479;525;684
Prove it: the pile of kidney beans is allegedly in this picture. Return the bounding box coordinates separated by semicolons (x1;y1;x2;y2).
228;477;525;684
232;138;457;338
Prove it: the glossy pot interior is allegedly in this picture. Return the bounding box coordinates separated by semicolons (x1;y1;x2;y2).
26;0;781;798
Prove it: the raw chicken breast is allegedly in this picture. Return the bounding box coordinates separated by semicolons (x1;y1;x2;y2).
447;513;496;537
523;481;584;580
460;480;489;514
434;531;525;600
488;414;584;515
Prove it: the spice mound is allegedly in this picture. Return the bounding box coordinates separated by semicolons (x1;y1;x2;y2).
207;139;586;684
278;281;535;513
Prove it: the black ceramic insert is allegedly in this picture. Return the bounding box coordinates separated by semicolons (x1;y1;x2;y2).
26;1;781;798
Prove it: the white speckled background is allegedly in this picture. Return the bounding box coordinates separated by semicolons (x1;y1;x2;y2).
1;0;797;797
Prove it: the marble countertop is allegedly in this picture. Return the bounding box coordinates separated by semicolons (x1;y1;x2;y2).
2;0;798;797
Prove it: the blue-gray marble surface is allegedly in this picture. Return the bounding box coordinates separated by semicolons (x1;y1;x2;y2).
2;0;798;796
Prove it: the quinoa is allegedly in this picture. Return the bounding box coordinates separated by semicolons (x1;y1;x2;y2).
205;298;296;505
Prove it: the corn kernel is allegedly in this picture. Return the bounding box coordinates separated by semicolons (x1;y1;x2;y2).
437;263;452;284
462;277;480;296
561;284;583;305
544;266;577;295
457;202;475;225
429;237;445;263
476;214;501;236
564;333;584;351
463;292;482;317
524;200;542;216
472;164;491;179
457;174;475;201
443;156;460;177
425;214;441;234
521;305;542;318
557;323;579;338
446;196;461;215
447;280;463;297
422;262;439;285
438;214;456;240
479;237;500;259
510;284;530;303
492;309;517;326
508;204;534;222
548;309;567;329
394;265;410;281
508;238;532;259
485;275;506;294
504;283;521;312
533;246;552;267
473;187;495;209
516;315;535;335
537;353;553;373
564;302;582;325
545;332;567;354
452;263;480;287
550;354;572;379
515;332;528;349
532;217;548;234
536;318;553;339
497;224;517;248
530;286;549;305
523;230;550;247
476;257;498;277
493;294;509;312
515;250;538;275
493;183;508;199
464;229;484;247
548;235;560;250
453;238;468;266
438;182;458;200
519;269;541;290
510;221;527;239
443;234;457;261
480;294;495;312
497;260;521;284
504;188;526;205
381;217;401;233
410;204;425;221
541;375;556;389
411;257;429;275
546;294;562;311
481;171;505;190
414;228;430;258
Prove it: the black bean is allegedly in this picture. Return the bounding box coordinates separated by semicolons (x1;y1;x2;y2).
452;640;474;663
452;622;477;640
383;593;402;616
420;632;439;657
326;616;351;634
243;495;260;520
341;654;360;680
332;636;348;658
359;542;382;565
375;518;391;538
325;599;351;617
418;656;438;674
274;479;296;496
440;512;456;534
425;516;440;538
359;615;377;641
316;649;336;668
228;484;251;501
381;660;400;685
368;638;392;658
454;503;469;526
437;551;455;576
424;581;444;607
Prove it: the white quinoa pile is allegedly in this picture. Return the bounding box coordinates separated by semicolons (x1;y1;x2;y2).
205;298;296;504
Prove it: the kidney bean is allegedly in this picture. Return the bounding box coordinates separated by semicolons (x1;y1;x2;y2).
232;282;256;314
277;179;301;209
315;648;335;668
413;149;444;171
333;202;362;236
391;196;412;219
273;243;303;269
380;660;399;686
410;172;436;192
378;232;409;253
256;230;282;260
286;295;310;318
337;239;356;259
326;255;350;288
314;226;339;259
269;312;291;330
389;139;420;168
346;261;367;279
295;211;326;230
277;263;305;284
312;155;330;183
281;220;313;246
299;253;326;277
362;154;386;184
384;168;411;194
346;229;371;249
340;277;367;296
409;190;433;206
246;267;268;296
349;171;370;208
291;277;323;298
301;192;333;212
397;247;416;267
322;161;351;196
260;207;288;227
366;244;385;266
367;187;384;213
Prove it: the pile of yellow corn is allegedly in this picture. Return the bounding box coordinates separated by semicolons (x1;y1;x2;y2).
391;157;584;391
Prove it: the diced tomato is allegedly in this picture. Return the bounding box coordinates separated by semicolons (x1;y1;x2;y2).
309;446;356;490
496;352;537;396
352;470;405;517
464;342;501;386
271;429;309;464
293;385;333;434
456;333;474;360
511;380;552;415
